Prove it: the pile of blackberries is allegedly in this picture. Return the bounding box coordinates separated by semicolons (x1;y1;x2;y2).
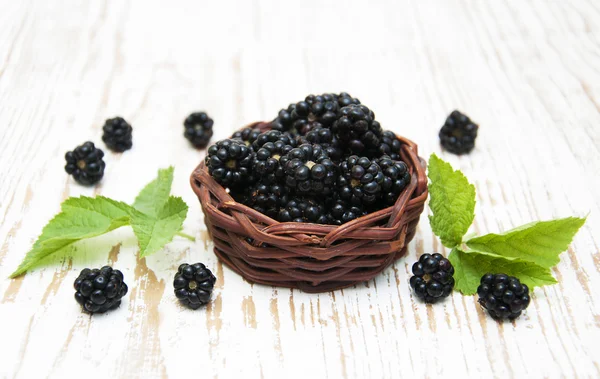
206;93;412;225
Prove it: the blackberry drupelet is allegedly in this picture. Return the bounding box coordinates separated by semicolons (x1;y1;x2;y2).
173;263;216;309
337;155;384;206
439;110;479;155
477;273;530;320
231;128;262;146
102;117;133;152
65;141;106;186
329;200;366;225
332;104;382;154
278;197;328;224
409;253;455;303
184;112;214;148
297;126;343;162
280;144;338;195
371;131;401;161
74;266;128;314
206;139;255;187
377;155;411;206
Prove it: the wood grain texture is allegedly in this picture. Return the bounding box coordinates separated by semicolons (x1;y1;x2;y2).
1;0;599;378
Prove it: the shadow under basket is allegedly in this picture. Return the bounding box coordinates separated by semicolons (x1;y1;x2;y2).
190;122;428;293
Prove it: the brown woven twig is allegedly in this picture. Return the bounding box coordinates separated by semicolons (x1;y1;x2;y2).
190;122;428;293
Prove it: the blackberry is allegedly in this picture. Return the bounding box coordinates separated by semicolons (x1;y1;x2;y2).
246;182;289;219
173;263;216;309
231;128;262;146
337;155;384;206
291;93;339;134
230;188;251;205
332;104;382;154
409;253;455;303
206;139;255;187
329;200;366;225
74;266;128;314
439;110;479;155
370;131;401;160
280;144;338;195
270;103;297;133
184;112;214;148
271;93;341;135
297;126;343;162
102;117;133;152
65;141;106;186
477;274;530;320
253;141;294;183
337;92;361;107
377;156;411;206
278;197;328;224
252;130;297;151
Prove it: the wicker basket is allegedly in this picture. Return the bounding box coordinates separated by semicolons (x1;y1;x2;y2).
190;122;428;293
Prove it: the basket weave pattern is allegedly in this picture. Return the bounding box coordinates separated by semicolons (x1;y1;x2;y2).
191;122;428;293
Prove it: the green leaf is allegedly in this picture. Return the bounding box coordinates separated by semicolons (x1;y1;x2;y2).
448;248;557;295
131;196;188;257
11;168;194;278
466;217;586;268
10;197;134;278
133;166;174;218
427;154;476;247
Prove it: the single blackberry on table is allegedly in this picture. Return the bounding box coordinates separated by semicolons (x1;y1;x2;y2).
74;266;128;314
253;141;294;183
278;197;329;224
65;141;106;186
280;144;338;195
409;253;455;303
337;92;361;107
173;263;217;309
477;273;530;320
102;117;132;152
206;139;256;187
246;182;289;219
297;126;343;162
184;112;214;148
369;130;402;161
337;155;384;206
332;104;382;154
439;110;479;155
377;155;411;206
252;130;297;151
231;128;262;146
329;200;367;225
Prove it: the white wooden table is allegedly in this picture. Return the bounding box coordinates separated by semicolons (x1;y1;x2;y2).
1;1;599;378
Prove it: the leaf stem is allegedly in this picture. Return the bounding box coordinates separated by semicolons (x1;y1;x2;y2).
176;231;196;242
